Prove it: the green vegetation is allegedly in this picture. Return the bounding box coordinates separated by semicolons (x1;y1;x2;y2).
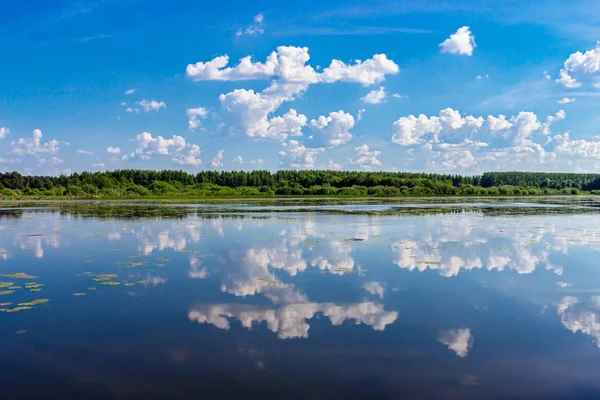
1;170;600;199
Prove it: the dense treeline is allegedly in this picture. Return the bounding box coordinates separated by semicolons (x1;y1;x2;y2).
0;170;599;198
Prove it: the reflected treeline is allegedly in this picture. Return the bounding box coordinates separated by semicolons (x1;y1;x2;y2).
2;202;600;221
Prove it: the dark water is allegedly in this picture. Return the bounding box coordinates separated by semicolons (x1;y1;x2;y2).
2;201;600;399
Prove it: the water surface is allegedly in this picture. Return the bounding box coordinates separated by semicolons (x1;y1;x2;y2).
2;200;600;399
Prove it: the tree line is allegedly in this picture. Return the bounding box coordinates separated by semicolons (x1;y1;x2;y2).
1;170;599;198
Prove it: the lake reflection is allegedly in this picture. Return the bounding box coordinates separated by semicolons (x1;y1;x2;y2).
2;203;600;399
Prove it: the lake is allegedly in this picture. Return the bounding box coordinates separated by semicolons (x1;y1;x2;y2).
2;199;600;399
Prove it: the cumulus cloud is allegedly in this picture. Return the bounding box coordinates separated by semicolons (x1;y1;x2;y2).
237;12;265;37
187;107;208;130
309;110;355;147
11;129;60;156
438;328;473;357
439;26;476;56
556;41;600;88
327;159;343;170
0;127;9;139
106;146;121;154
136;99;166;112
232;156;264;165
125;89;136;95
558;97;576;104
280;140;324;168
93;162;105;168
390;108;564;158
361;86;386;104
76;149;93;155
211;149;225;167
351;144;382;169
188;47;398;143
122;132;203;166
476;74;489;80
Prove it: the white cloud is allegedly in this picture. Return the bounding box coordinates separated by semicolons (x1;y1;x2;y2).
136;99;166;112
543;71;552;80
135;132;186;157
327;158;343;170
93;162;105;168
232;156;264;165
556;41;600;88
438;328;473;357
37;156;63;166
211;149;225;167
106;146;121;155
126;107;140;114
553;133;600;159
190;47;398;142
352;144;382;169
357;108;366;121
0;127;9;139
125;89;136;95
309;110;355;147
363;282;385;299
558;97;576;104
237;12;265;37
76;149;93;155
361;86;386;104
439;26;476;56
173;144;203;166
392;93;407;99
187;107;208;130
391;108;560;149
11;129;60;156
476;74;489;80
280;140;324;168
187;46;399;86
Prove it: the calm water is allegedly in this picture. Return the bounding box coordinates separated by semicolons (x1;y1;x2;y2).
2;200;600;399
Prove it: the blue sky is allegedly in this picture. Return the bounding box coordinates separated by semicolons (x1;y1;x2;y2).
2;0;600;175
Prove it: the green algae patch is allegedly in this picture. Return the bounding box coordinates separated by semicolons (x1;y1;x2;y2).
0;282;14;288
0;290;15;295
0;273;38;279
101;281;120;286
73;293;86;296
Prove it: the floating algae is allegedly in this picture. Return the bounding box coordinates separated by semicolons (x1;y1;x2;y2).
0;302;11;306
25;284;43;289
154;263;166;267
334;268;355;273
127;262;145;268
8;286;21;290
124;283;135;287
0;273;38;279
93;277;111;281
101;281;120;286
257;277;280;284
137;279;149;285
0;290;15;295
88;287;97;291
18;299;49;306
73;293;86;296
4;307;33;313
0;282;14;288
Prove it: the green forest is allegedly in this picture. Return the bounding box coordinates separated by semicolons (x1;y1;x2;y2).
1;170;600;199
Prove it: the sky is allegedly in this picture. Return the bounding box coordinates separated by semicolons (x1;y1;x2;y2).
2;0;600;175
